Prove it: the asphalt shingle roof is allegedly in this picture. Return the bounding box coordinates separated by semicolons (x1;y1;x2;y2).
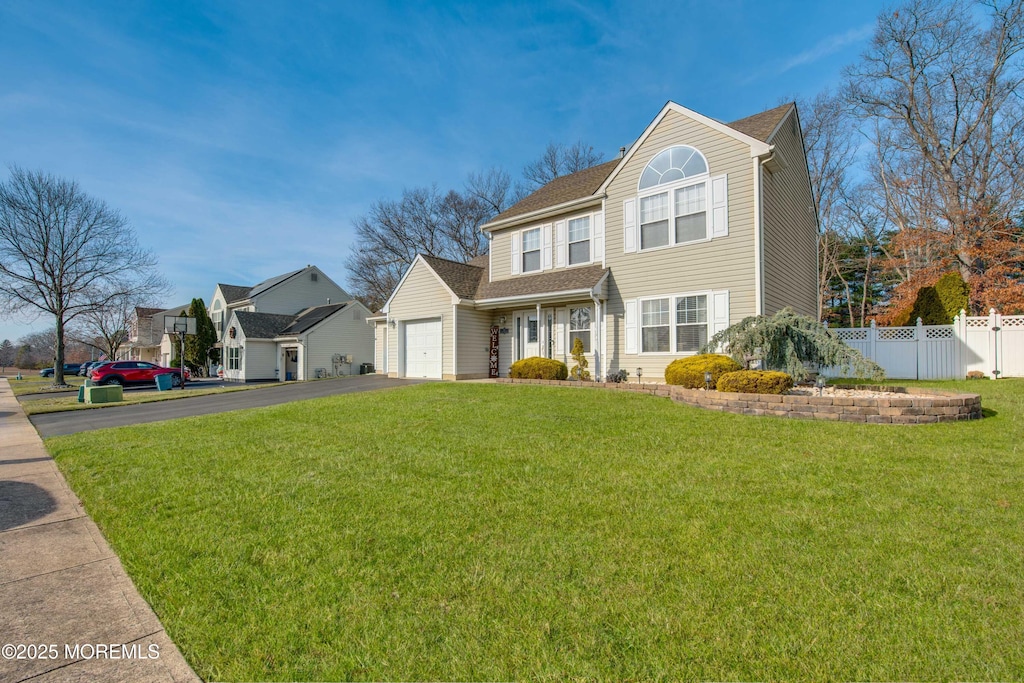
218;284;252;304
726;102;793;143
233;311;296;339
421;255;488;300
279;303;350;335
475;262;607;300
488;159;619;225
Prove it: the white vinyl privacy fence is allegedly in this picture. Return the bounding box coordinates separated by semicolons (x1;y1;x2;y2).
824;309;1024;380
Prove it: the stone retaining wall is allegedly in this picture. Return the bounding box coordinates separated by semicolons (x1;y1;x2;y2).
494;379;982;424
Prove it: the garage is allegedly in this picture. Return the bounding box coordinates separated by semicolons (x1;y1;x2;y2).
404;319;442;379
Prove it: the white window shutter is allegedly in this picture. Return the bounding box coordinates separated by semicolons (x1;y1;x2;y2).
542;223;553;270
511;230;521;275
623;198;636;252
593;212;605;264
624;300;638;355
711;175;728;238
711;290;730;341
555;309;566;356
555;220;567;268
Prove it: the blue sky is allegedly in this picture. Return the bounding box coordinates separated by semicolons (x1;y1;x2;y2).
0;0;888;345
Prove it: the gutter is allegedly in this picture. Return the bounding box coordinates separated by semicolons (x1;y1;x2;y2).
480;195;603;233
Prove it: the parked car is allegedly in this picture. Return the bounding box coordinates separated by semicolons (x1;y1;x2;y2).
78;360;107;376
90;361;186;387
39;363;82;378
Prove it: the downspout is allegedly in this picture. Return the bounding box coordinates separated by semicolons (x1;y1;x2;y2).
536;302;542;356
753;156;764;315
591;293;603;381
452;304;458;380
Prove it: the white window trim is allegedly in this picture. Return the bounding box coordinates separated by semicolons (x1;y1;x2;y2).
521;227;542;273
636;290;713;356
637;175;712;253
567;305;593;354
565;213;594;268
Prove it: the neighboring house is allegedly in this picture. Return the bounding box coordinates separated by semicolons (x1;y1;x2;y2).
123;304;191;365
210;265;374;381
372;101;818;381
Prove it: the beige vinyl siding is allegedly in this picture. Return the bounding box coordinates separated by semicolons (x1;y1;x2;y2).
603;109;758;379
387;259;455;378
209;289;229;342
761;111;818;317
490;230;513;282
302;306;375;378
496;312;513;377
455;306;493;379
255;267;350;316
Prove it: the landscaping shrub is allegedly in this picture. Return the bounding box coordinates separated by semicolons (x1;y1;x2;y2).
664;354;741;388
509;357;568;380
716;370;794;394
605;369;629;383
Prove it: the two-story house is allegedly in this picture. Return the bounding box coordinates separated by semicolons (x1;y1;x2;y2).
210;265;375;381
123;304;192;365
371;100;817;381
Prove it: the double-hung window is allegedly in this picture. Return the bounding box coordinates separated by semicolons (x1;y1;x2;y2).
522;228;541;272
641;298;670;353
569;307;591;353
567;217;590;265
228;347;240;370
675;295;708;352
639;294;710;353
635;145;712;251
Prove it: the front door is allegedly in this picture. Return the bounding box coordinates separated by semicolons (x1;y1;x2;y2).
518;311;540;359
284;348;298;381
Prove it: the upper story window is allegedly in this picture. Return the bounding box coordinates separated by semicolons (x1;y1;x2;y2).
522;228;541;272
638;145;708;190
636;145;712;251
567;217;590;265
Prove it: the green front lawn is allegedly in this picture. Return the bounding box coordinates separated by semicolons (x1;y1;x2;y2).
9;375;85;395
47;380;1024;681
19;381;285;414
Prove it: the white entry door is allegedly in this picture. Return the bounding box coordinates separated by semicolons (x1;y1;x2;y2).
404;319;442;379
518;312;539;359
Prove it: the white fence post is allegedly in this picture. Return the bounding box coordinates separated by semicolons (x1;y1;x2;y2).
869;320;877;362
989;308;999;379
915;317;924;380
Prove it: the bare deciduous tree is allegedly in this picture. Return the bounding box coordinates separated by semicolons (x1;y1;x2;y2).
0;167;170;385
845;0;1024;313
77;282;170;361
521;141;605;189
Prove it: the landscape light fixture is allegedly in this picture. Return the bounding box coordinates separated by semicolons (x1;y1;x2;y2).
704;371;713;391
816;376;826;396
636;367;643;383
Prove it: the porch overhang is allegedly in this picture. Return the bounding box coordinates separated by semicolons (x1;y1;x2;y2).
472;271;609;310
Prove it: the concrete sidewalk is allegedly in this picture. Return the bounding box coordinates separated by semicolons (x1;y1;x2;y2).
0;379;200;683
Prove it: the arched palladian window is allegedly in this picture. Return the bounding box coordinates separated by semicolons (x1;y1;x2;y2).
638;145;708;190
623;144;726;252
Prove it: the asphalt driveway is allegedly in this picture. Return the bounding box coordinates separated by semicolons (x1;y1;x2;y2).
30;376;425;438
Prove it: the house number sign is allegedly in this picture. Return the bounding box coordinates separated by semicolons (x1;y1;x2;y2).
489;326;499;378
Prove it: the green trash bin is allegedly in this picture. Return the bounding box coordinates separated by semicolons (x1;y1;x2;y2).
155;373;174;391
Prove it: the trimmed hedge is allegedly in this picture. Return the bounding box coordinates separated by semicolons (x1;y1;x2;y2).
716;370;794;395
664;354;742;388
509;357;569;380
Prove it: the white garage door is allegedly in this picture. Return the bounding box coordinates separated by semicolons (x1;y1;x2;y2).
404;319;442;379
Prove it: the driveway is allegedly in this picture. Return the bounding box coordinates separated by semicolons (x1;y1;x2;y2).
30;376;425;438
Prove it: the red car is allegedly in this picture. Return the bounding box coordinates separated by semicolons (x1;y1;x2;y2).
91;361;186;387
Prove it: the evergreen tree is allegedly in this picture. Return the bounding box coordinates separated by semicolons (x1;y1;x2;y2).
0;339;13;370
184;298;217;375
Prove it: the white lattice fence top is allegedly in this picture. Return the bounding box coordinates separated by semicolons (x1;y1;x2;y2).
878;327;916;341
925;327;954;339
966;317;989;328
1002;316;1024;328
835;329;869;341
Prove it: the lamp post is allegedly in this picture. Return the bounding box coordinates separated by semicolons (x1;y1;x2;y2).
816;376;826;396
636;367;643;384
704;371;713;391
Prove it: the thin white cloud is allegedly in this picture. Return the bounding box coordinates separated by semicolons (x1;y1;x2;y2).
777;23;875;75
